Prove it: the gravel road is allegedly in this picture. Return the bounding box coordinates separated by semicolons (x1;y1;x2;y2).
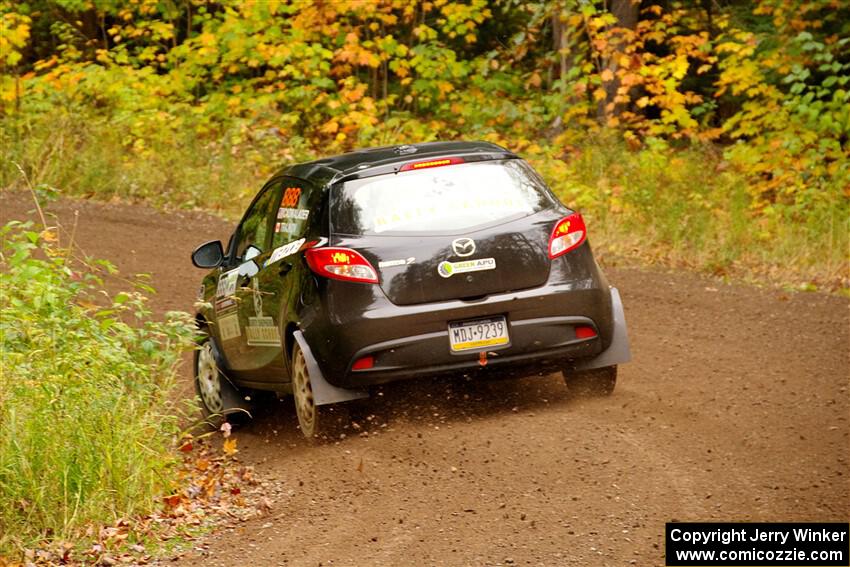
3;191;847;567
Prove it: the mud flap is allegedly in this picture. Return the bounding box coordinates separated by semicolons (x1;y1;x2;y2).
570;287;631;371
293;330;369;406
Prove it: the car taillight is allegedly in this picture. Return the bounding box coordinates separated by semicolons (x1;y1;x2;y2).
399;157;465;171
304;247;379;284
548;212;587;259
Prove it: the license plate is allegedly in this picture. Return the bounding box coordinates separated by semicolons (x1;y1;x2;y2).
448;316;509;353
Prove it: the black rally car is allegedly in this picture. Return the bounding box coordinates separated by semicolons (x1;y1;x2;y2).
191;141;630;438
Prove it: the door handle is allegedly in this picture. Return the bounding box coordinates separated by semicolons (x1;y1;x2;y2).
278;262;293;276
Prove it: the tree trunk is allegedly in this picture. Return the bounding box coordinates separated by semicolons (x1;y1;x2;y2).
597;0;640;123
551;12;568;86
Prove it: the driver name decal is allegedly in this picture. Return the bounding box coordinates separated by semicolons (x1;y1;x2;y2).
278;207;310;220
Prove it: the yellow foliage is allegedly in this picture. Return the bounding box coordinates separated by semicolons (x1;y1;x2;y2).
0;8;30;67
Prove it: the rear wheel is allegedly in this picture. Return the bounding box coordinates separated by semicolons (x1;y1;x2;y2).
291;342;348;440
563;365;617;396
194;336;252;427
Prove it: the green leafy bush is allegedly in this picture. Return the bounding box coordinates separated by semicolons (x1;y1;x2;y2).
0;221;194;553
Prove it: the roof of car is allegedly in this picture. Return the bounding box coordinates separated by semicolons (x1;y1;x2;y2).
276;141;517;187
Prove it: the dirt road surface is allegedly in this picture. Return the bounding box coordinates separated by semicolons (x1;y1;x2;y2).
2;192;848;567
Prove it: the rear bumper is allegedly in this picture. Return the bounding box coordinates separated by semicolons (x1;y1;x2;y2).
301;246;628;391
344;316;603;386
329;287;631;388
299;285;630;403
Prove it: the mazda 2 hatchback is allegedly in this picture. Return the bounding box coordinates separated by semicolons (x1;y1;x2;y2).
191;141;630;438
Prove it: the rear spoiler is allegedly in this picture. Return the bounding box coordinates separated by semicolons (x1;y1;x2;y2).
331;151;519;185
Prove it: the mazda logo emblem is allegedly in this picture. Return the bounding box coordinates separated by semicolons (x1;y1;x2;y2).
452;238;476;257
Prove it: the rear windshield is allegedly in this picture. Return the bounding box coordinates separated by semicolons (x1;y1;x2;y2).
331;159;557;235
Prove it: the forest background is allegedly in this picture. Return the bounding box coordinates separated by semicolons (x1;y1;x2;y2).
2;0;848;289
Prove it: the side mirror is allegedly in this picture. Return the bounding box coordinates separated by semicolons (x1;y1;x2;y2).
191;240;225;269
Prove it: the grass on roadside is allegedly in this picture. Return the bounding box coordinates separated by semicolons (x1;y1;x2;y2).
0;219;194;556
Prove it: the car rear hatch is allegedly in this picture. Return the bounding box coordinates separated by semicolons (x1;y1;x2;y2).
330;159;563;306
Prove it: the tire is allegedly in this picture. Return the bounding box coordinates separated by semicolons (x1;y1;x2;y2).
290;342;348;440
563;365;617;396
194;335;253;428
